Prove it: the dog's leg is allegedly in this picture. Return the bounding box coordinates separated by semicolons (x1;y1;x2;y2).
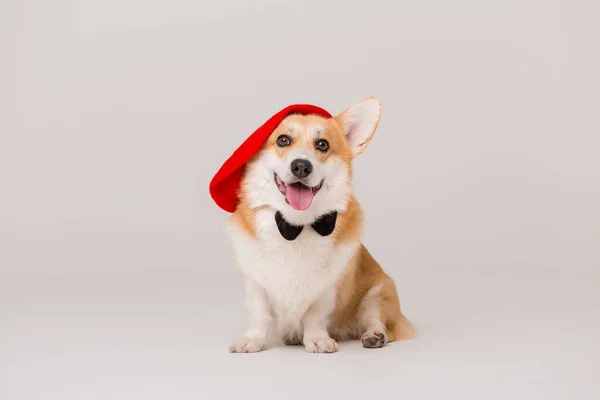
229;278;272;353
358;283;390;348
302;287;339;353
358;279;415;348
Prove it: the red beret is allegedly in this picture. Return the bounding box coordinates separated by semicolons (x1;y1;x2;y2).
209;104;332;212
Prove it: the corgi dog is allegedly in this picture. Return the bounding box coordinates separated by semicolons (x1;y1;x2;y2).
225;97;414;353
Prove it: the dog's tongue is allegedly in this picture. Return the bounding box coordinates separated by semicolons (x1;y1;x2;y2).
286;183;314;211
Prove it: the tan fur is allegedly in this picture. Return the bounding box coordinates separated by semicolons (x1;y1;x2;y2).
329;245;415;342
230;200;257;238
267;114;354;166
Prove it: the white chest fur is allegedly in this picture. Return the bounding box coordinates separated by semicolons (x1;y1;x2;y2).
227;208;359;326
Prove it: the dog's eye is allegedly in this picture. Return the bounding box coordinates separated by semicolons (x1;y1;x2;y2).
276;135;292;147
315;139;330;152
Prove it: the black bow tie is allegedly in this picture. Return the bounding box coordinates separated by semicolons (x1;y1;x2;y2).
274;211;338;241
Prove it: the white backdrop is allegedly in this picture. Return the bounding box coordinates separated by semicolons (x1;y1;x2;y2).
1;1;599;399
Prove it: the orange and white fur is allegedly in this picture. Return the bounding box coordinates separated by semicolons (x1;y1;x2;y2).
227;97;414;353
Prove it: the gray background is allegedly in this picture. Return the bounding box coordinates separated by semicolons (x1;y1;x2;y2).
1;0;599;399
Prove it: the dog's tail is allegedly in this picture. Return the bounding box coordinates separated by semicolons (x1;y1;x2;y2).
390;313;417;342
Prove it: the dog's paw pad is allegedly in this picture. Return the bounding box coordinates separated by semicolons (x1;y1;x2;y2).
282;335;303;346
361;330;387;348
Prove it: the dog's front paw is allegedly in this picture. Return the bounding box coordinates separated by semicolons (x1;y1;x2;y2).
228;337;265;353
304;337;339;353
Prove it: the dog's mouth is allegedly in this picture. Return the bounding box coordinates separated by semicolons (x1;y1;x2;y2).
274;173;323;211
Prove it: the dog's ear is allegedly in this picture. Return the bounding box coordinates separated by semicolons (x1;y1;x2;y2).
335;97;382;157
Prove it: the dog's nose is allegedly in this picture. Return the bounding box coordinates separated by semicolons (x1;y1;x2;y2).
290;159;313;179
